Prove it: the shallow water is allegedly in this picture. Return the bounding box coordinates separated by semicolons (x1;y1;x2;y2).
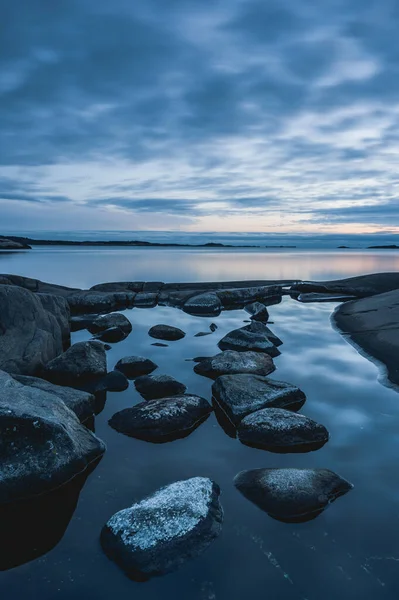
1;251;399;599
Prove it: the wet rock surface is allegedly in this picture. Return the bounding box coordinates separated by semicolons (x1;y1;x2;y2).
88;313;132;335
93;326;127;343
183;293;222;316
290;272;399;298
0;238;31;250
98;370;129;392
41;341;107;389
149;324;186;341
134;374;187;400
244;301;269;322
234;468;353;522
216;285;282;307
100;477;223;580
109;394;212;442
218;321;282;356
237;408;329;452
194;350;275;380
115;356;158;379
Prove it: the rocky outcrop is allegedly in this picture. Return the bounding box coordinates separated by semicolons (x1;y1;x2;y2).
134;374;187;400
216;285;282;308
296;292;356;303
148;324;186;341
37;293;71;349
291;272;399;298
218;322;282;356
41;341;107;389
183;293;222;316
100;477;223;580
234;468;353;522
194;351;275;380
115;356;158;379
0;238;31;250
67;291;136;314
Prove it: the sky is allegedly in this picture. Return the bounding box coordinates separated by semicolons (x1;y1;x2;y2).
1;0;399;237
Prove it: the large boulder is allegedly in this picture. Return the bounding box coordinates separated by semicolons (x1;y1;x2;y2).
37;293;71;349
0;285;70;376
237;408;329;452
234;468;353;522
218;322;282;356
0;371;106;503
100;477;223;580
244;302;269;322
134;374;187;400
194;350;275;380
148;324;185;341
183;293;222;316
88;313;132;335
212;374;306;426
41;341;107;389
109;395;212;442
115;356;158;379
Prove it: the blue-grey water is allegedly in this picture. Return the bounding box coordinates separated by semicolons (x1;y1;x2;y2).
1;247;399;599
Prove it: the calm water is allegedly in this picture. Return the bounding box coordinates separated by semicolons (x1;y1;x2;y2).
1;249;399;600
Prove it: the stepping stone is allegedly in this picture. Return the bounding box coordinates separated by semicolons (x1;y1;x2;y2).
134;374;187;400
115;356;158;379
218;322;282;356
148;324;185;341
194;351;275;380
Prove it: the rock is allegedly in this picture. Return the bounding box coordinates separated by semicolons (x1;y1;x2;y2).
212;374;306;426
134;374;187;400
98;370;129;392
100;477;223;580
183;293;222;316
67;291;136;315
0;238;31;250
0;285;70;376
218;322;281;356
41;341;107;389
0;371;106;503
148;324;186;341
94;326;127;343
70;314;97;332
90;282;144;293
290;273;399;299
244;302;269;322
134;292;159;308
194;331;212;337
234;468;353;523
194;351;275;380
88;313;132;335
237;408;329;452
216;285;282;308
37;293;71;350
109;394;212;442
210;323;218;332
115;356;158;379
151;343;169;347
13;375;96;423
297;292;357;303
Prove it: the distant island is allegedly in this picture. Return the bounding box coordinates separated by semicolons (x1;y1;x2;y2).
368;245;399;249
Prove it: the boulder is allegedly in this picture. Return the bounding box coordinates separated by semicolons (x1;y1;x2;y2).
134;292;159;308
183;293;222;316
234;468;353;523
218;322;282;356
216;285;282;308
115;356;158;379
37;293;71;350
41;341;107;389
100;477;223;580
90;282;144;293
244;302;269;322
290;273;399;298
134;374;187;400
88;313;132;335
70;314;97;332
109;394;212;442
212;374;306;426
67;291;136;315
148;324;186;341
93;327;127;343
0;238;31;250
98;370;129;392
0;371;106;503
194;351;275;380
0;285;69;376
237;408;329;452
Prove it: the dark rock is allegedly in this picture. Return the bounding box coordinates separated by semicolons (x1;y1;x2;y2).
100;477;223;580
149;324;186;341
88;313;132;335
210;323;218;332
90;282;144;293
218;322;281;356
237;408;329;452
244;302;269;322
103;344;112;351
37;293;71;350
183;293;222;316
134;292;159;308
99;370;129;392
70;314;97;332
115;356;158;379
0;371;106;503
297;293;356;303
194;350;275;380
134;374;187;400
67;291;136;315
0;238;31;250
143;281;164;293
158;290;198;308
234;468;353;523
94;326;127;343
194;331;212;337
0;285;70;376
216;285;282;308
41;341;107;389
151;343;169;347
109;394;212;442
212;374;306;426
290;273;399;299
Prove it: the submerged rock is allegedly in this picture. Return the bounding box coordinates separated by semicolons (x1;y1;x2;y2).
134;374;187;400
237;408;329;452
88;313;132;335
234;468;353;522
218;322;282;356
194;331;212;337
212;374;306;426
109;394;212;442
244;302;269;322
210;323;218;332
93;326;127;343
41;341;107;389
100;477;223;580
115;356;158;379
183;293;222;316
194;351;275;380
98;370;129;392
148;324;186;341
151;342;169;347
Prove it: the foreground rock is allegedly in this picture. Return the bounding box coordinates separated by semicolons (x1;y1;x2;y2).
67;290;136;315
218;322;282;357
237;408;329;452
100;477;223;580
0;238;31;250
88;313;132;335
194;351;275;380
0;371;106;503
41;341;107;389
216;285;282;308
134;374;187;400
0;285;70;376
109;395;212;442
93;326;127;343
334;289;399;387
148;324;186;341
291;272;399;298
234;468;353;522
212;374;306;426
244;302;269;322
183;293;222;316
115;356;158;379
296;292;356;303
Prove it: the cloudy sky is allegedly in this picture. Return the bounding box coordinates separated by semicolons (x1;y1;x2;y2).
1;0;399;236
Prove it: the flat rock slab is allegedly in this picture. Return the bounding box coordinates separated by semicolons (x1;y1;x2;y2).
194;350;275;380
0;371;105;503
297;293;356;303
212;374;306;426
109;394;212;442
218;322;282;357
148;324;186;341
244;302;269;322
41;341;107;389
88;313;132;335
234;468;353;523
183;293;222;316
238;408;329;452
100;477;223;580
93;326;127;343
216;285;282;307
115;356;158;379
291;272;399;298
134;374;187;400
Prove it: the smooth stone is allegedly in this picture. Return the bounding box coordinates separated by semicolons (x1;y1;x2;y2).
183;293;222;316
148;324;186;341
115;356;158;379
99;370;129;392
88;313;132;335
109;394;212;442
234;468;353;523
244;301;269;322
134;292;159;307
134;374;187;400
210;323;218;332
100;477;223;580
194;331;212;337
151;343;169;347
216;285;282;307
218;322;281;356
41;341;107;389
212;374;306;426
94;326;127;343
70;314;97;332
237;408;329;452
194;350;275;380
